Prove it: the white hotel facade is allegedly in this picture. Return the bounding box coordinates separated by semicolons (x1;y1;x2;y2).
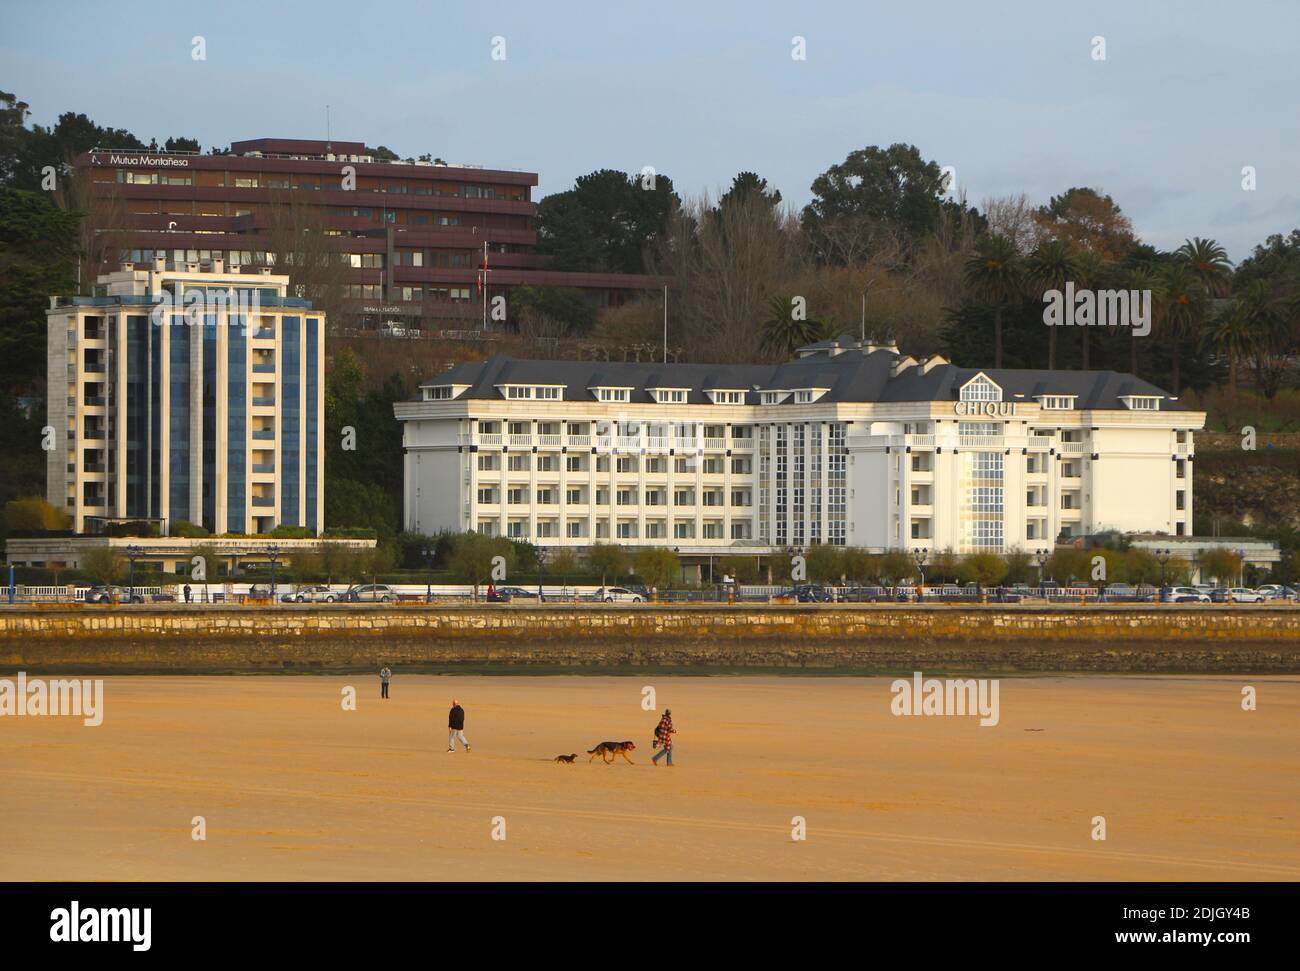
394;336;1205;556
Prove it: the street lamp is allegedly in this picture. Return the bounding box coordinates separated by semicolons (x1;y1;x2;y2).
535;547;548;602
421;545;435;603
912;547;929;597
1035;548;1049;591
125;545;143;603
1155;548;1172;601
266;544;282;602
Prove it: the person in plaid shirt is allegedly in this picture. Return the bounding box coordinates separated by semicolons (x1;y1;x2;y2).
652;709;676;766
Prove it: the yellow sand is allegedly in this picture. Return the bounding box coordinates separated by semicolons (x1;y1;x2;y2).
1;674;1296;881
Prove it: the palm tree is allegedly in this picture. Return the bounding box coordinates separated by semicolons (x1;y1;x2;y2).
1208;295;1254;395
759;295;826;358
963;234;1023;367
1154;261;1204;394
1120;265;1159;376
1073;250;1106;370
1025;240;1079;369
1176;237;1233;297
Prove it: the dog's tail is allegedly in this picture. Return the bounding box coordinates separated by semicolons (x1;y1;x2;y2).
586;746;600;753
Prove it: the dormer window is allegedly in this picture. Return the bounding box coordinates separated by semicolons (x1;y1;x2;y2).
960;374;1002;402
760;390;790;405
1121;395;1161;411
499;384;562;400
593;387;631;403
424;386;454;400
708;390;745;405
791;388;828;404
650;388;689;404
1038;395;1076;411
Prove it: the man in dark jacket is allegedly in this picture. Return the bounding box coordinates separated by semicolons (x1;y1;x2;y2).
447;699;470;753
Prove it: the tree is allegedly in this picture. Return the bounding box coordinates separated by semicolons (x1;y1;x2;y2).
759;295;826;358
0;188;80;388
1034;187;1136;263
804;544;844;583
80;547;122;585
959;552;1008;591
878;550;915;586
536;169;679;274
634;548;679;594
719;171;782;211
1176;237;1232;298
1003;549;1035;585
163;136;201;153
1198;548;1242;586
508;284;597;336
963;234;1023;367
3;497;69;532
1025;240;1080;369
586;543;628;588
448;532;498;597
802;144;957;264
1154;261;1206;395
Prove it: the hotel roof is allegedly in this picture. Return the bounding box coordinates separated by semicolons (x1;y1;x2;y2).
422;337;1186;410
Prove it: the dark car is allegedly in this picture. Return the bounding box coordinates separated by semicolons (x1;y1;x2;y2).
485;588;512;603
839;585;889;603
774;584;833;603
496;586;538;600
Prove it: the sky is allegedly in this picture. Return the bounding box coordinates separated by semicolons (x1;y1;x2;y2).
5;0;1299;261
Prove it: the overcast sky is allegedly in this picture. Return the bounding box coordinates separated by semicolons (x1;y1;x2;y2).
6;0;1298;261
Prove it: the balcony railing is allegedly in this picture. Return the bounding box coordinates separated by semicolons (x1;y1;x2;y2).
252;429;275;440
958;435;1003;448
252;363;276;373
252;463;275;473
1061;441;1086;453
252;396;276;406
251;496;275;507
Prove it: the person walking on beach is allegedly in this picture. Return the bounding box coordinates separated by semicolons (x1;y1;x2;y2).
651;709;675;766
447;699;470;752
380;665;392;700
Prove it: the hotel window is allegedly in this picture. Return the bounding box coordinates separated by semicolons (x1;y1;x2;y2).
674;489;694;506
508;455;529;472
645;521;666;539
731;457;752;475
566;488;584;504
596;522;610;538
645;456;665;474
424;386;454;400
566;455;585;472
616;489;637;506
1176;490;1186;511
505;386;532;399
477;520;498;537
731;521;752;539
567;422;588;436
477;454;499;471
507;488;527;505
960;374;1002;402
567;521;585;538
596;387;630;402
702;458;723;474
535;521;557;538
477;487;498;504
645;489;665;506
1176;459;1186;479
596;456;610;473
793;390;815;403
731;489;752;506
617;456;638;474
702;522;724;539
536;387;561;400
595;488;609;506
1124;396;1160;411
711;390;744;404
674;521;695;539
507;521;527;539
537;455;558;472
674;457;693;474
537;488;557;505
616;521;638;539
654;389;687;403
760;391;788;405
1040;395;1075;410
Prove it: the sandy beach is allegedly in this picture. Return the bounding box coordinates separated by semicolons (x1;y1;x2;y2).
1;674;1296;881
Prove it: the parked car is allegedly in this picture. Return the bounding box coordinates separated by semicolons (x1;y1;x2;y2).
286;584;338;603
85;585;143;604
496;586;538;600
839;585;890;603
485;588;511;603
246;584;274;600
1165;585;1210;603
595;586;644;603
1214;587;1266;603
1256;585;1298;600
772;584;833;603
345;583;396;603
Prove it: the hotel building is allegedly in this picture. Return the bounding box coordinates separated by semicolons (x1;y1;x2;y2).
74;138;663;329
47;260;325;535
394;336;1206;555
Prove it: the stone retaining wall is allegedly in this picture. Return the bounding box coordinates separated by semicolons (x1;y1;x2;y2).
2;604;1298;673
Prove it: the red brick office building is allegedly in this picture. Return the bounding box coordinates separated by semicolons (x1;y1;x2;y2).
74;137;663;330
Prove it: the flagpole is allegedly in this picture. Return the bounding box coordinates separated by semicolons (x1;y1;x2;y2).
662;284;668;363
481;241;488;333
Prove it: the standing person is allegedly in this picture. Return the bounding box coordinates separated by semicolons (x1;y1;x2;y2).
651;709;675;766
183;583;192;604
379;665;392;700
447;698;470;753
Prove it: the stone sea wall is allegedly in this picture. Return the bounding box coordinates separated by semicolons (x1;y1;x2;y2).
1;604;1298;673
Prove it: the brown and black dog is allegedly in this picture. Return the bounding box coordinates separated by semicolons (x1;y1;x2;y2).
553;753;577;764
587;741;636;764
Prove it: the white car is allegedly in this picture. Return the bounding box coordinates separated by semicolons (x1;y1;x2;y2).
1226;587;1265;603
596;586;644;603
1166;586;1210;603
1256;585;1297;600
